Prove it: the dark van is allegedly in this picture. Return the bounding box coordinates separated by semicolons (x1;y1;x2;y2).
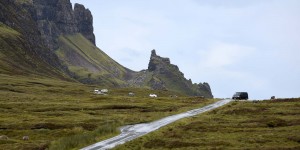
232;92;248;100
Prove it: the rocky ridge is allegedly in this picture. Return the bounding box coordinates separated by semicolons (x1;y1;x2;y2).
146;50;213;98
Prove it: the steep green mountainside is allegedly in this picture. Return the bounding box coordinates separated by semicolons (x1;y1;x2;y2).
0;24;56;77
56;33;135;86
0;0;70;80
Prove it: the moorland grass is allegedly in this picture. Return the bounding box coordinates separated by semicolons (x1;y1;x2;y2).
0;74;214;150
114;99;300;150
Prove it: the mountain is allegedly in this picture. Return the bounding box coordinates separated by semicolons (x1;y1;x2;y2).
33;0;137;86
0;0;213;98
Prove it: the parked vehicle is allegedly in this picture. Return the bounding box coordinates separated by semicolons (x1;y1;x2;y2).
232;92;248;100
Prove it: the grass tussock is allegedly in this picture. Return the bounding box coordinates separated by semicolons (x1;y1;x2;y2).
49;122;118;150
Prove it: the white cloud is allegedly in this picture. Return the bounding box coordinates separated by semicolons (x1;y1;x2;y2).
200;42;255;68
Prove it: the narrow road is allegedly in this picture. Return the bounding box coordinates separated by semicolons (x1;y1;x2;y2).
81;99;231;150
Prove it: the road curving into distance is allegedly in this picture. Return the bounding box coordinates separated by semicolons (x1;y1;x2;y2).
81;99;232;150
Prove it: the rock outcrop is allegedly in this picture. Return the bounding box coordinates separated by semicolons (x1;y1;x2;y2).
33;0;95;50
148;50;183;76
146;49;213;98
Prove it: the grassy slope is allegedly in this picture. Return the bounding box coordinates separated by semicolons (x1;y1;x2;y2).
0;23;69;80
0;74;214;150
115;99;300;150
0;23;21;74
157;73;198;96
56;34;132;86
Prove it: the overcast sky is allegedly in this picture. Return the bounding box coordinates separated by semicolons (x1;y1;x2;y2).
71;0;300;99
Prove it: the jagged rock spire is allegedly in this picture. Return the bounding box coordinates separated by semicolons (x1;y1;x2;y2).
148;49;158;71
151;49;157;56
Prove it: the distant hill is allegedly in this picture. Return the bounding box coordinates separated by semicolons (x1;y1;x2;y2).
128;50;213;98
0;0;213;98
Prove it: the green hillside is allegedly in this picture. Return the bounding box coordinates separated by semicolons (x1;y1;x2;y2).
0;23;69;80
56;34;135;86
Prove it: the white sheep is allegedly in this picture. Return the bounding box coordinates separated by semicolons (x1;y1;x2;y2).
22;136;29;140
149;94;157;98
0;135;8;140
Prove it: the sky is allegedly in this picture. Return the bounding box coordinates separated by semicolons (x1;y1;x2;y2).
71;0;300;99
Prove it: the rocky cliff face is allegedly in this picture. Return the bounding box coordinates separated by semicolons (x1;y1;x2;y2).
0;0;71;78
74;3;95;45
33;0;95;50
